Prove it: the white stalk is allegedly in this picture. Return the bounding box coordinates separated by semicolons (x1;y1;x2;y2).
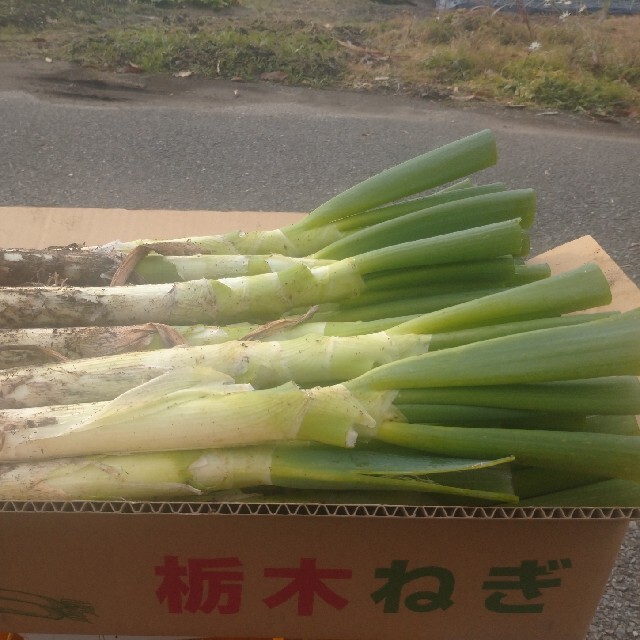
0;370;397;461
0;262;365;328
0;453;203;501
188;446;275;491
0;332;431;409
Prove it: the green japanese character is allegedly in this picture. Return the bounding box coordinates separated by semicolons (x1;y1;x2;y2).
372;560;454;613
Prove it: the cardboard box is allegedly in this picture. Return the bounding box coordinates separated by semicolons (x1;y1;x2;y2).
0;208;638;640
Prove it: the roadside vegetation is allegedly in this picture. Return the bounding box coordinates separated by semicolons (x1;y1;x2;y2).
0;0;638;118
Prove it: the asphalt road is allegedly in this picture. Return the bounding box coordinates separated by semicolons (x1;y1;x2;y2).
0;62;639;640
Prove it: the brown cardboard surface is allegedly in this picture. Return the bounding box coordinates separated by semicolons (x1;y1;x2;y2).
0;208;304;249
0;209;638;639
530;235;640;312
0;511;629;639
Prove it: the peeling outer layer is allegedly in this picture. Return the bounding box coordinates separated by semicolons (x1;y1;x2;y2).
0;249;119;286
0;324;173;369
0;384;307;461
0;363;170;409
213;261;366;323
0;261;366;328
0;280;222;328
0;344;67;369
1;401;105;431
189;447;275;492
302;384;400;439
97;226;344;258
0;333;430;409
0;455;204;501
0;378;374;461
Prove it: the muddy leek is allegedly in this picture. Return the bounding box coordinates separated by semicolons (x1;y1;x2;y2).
0;368;400;461
1;186;519;287
0;220;525;328
0;332;431;408
189;442;516;503
0;266;614;409
0;442;516;503
0;312;610;370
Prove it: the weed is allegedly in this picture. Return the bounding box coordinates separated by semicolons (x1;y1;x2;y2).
425;16;456;44
422;50;476;84
0;0;232;31
529;72;633;114
70;21;347;86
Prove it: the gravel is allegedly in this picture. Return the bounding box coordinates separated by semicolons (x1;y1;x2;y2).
588;520;639;639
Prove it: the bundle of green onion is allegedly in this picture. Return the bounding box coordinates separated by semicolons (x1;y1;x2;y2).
0;129;638;508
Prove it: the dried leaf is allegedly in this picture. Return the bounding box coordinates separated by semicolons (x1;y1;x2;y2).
110;245;153;286
260;71;289;82
242;306;319;341
0;345;68;363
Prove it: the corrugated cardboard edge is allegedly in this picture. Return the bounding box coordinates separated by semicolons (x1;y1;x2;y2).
0;501;638;519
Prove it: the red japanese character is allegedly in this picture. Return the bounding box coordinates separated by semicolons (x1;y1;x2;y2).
155;555;189;614
155;555;244;614
263;557;352;616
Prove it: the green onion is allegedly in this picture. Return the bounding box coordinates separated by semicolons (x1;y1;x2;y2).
0;369;400;460
1;126;638;507
356;309;639;389
373;422;640;482
395;404;587;430
388;263;611;336
395;377;640;415
0;442;516;503
511;467;605;498
316;189;536;260
333;183;507;232
295;129;498;230
582;415;639;436
362;257;519;291
426;313;616;351
0;267;614;409
517;479;640;507
0;332;430;408
0;220;525;328
313;289;509;322
191;442;516;502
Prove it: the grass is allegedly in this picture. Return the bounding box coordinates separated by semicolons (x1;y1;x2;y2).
0;0;639;118
69;22;347;86
358;10;640;117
